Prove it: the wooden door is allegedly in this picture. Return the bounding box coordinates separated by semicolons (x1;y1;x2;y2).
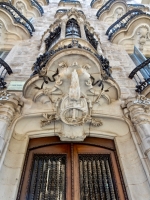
17;137;128;200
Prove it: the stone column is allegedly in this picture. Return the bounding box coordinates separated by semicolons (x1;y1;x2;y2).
79;21;86;40
60;20;67;40
0;92;22;169
125;95;150;162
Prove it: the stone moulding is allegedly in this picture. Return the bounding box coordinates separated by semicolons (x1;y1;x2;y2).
58;0;82;8
0;2;35;36
91;0;105;9
96;0;127;18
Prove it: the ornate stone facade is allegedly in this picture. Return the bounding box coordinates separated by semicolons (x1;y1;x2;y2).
0;0;150;199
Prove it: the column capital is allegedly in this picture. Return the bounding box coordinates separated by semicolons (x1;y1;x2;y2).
0;91;23;123
123;95;150;125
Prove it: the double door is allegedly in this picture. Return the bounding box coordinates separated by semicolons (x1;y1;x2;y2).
17;137;127;200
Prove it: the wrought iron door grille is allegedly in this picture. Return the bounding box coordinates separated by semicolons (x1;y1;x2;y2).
79;154;119;200
27;154;66;200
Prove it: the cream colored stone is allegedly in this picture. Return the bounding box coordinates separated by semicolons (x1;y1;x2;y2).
4;150;25;168
0;0;149;199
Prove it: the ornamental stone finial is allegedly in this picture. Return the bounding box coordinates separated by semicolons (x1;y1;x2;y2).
69;69;80;101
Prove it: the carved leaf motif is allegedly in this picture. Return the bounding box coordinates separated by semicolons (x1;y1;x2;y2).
91;118;103;127
41;113;57;127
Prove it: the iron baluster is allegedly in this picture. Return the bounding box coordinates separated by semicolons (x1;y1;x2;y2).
101;160;111;200
34;158;44;200
96;159;105;200
79;160;84;199
92;159;99;200
105;159;116;200
26;155;66;200
28;156;39;200
83;159;89;200
87;160;94;199
47;159;53;200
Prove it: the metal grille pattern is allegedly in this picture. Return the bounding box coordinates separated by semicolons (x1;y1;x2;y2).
79;154;119;200
27;154;66;200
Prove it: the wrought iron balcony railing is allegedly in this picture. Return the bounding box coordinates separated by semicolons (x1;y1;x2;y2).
45;26;61;51
0;2;35;36
96;0;115;18
129;58;150;93
30;0;44;15
106;9;150;40
32;39;112;78
90;0;97;7
0;58;13;89
127;4;145;9
85;26;98;50
59;0;80;3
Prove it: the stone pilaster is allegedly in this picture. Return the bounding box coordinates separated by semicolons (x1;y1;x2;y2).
60;20;66;39
124;95;150;162
79;21;87;40
0;91;23;169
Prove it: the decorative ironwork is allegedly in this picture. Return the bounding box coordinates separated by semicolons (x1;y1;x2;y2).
96;0;115;18
0;2;35;36
27;154;66;200
106;9;150;40
66;18;81;38
56;9;84;16
31;40;112;78
59;0;80;3
129;57;150;93
30;0;44;15
90;0;97;7
0;58;13;89
45;26;61;51
79;154;119;200
85;26;98;50
127;4;145;8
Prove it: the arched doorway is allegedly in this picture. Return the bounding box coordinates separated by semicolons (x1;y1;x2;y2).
17;137;128;200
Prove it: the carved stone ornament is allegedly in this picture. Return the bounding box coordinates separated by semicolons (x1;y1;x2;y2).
0;90;11;100
39;62;104;128
134;94;150;105
41;113;59;127
123;94;150;125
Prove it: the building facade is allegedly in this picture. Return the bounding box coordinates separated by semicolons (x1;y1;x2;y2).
0;0;150;199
